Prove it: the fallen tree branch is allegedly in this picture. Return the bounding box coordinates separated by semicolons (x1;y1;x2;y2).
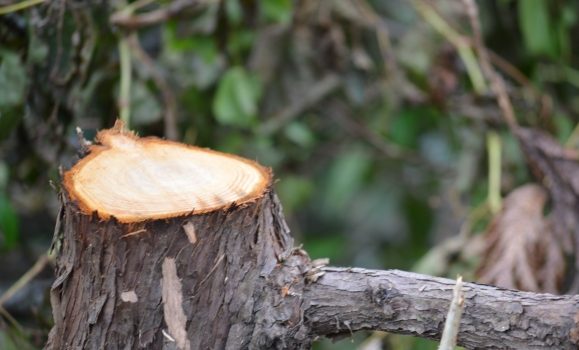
305;267;579;349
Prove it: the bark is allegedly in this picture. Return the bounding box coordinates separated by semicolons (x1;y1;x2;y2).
305;268;579;349
46;126;579;349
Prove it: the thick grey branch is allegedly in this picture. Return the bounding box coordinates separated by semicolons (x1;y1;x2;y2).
304;267;579;349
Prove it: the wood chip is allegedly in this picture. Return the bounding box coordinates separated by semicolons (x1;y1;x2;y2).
183;222;197;244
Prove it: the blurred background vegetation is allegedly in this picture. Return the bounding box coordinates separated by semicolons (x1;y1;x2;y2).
1;0;579;349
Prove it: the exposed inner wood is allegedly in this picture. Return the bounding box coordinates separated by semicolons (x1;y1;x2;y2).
64;124;270;222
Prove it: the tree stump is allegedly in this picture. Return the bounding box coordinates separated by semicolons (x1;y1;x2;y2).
46;123;312;349
47;123;579;350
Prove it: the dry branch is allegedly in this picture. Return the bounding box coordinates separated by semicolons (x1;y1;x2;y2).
306;268;579;349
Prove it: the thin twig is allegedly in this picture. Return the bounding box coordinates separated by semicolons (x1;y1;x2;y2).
328;100;417;160
486;131;502;213
0;0;44;14
0;305;24;333
487;49;553;122
462;0;518;131
353;0;398;77
438;275;465;350
486;50;533;93
118;37;132;126
259;74;342;135
412;0;487;94
0;253;50;307
121;228;147;238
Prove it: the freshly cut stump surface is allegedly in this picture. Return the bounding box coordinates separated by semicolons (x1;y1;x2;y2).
46;123;311;350
64;124;270;222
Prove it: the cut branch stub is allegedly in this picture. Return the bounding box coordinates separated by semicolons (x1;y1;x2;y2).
64;122;271;222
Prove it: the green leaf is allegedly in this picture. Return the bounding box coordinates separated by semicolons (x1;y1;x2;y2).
227;30;255;57
284;121;315;148
262;0;292;23
389;109;423;148
555;5;577;60
165;24;218;63
0;50;27;106
0;51;26;140
0;194;19;249
554;113;573;143
213;66;262;127
518;0;557;57
0;109;22;141
225;0;242;25
322;148;370;214
0;162;8;191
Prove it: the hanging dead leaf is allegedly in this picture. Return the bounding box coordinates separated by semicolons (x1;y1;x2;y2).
477;184;564;293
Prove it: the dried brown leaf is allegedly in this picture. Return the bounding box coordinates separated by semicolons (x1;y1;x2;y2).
478;184;564;292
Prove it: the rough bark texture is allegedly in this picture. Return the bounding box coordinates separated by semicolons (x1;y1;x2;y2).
46;190;312;350
305;268;579;349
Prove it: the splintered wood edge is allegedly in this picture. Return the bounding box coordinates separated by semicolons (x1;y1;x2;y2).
63;123;271;223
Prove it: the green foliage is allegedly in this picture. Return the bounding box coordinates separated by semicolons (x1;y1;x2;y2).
389;107;438;149
0;50;26;106
262;0;293;23
403;194;433;258
321;148;371;215
212;66;262;127
284;121;315;148
0;194;19;250
0;162;18;250
0;50;26;140
518;0;557;57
